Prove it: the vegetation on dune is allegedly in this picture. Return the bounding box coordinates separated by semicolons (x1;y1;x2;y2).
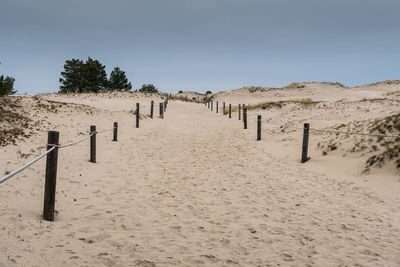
385;90;400;96
170;94;204;103
139;84;159;93
0;75;17;96
318;113;400;172
284;82;305;89
0;97;32;146
229;98;316;112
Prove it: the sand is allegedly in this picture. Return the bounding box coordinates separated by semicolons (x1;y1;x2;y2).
1;86;400;266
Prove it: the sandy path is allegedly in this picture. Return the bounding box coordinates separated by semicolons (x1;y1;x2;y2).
1;101;400;266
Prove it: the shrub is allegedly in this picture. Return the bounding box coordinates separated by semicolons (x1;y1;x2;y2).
139;84;159;93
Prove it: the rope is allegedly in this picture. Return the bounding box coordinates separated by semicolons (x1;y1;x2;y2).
1;126;115;184
0;146;56;184
256;119;400;138
55;133;95;149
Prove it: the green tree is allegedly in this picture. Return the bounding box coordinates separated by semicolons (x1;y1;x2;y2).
108;67;132;90
139;84;159;93
0;75;17;96
59;59;84;93
83;57;108;93
59;57;108;93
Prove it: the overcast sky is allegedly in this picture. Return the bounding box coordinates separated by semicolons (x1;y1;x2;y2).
1;0;399;94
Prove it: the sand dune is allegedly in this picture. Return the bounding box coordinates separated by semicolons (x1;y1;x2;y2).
1;84;400;266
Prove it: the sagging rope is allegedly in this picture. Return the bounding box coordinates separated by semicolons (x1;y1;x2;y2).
254;118;400;139
0;128;114;184
0;146;56;184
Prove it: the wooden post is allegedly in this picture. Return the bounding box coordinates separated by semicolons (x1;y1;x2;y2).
243;108;247;129
136;103;140;128
301;123;310;163
164;101;166;112
257;115;261;141
150;101;154;119
229;104;232;118
160;103;164;119
43;131;59;222
113;122;118;141
216;101;219;113
211;100;213;111
90;125;96;163
208;100;210;109
223;102;226;115
238;104;241;120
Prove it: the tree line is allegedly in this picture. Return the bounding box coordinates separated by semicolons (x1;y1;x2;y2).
59;57;158;93
0;57;159;96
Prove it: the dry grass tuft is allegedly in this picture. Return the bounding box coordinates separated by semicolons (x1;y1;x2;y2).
227;98;315;113
385;90;400;96
170;95;205;104
284;82;305;89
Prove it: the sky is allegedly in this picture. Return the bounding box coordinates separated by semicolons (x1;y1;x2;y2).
1;0;399;95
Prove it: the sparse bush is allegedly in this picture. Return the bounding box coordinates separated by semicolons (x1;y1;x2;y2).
178;90;183;94
206;91;212;94
139;84;159;93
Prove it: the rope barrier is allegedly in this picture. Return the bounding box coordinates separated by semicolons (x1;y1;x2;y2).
255;119;400;138
0;146;56;184
1;127;114;184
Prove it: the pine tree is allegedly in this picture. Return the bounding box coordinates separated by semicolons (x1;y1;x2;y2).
59;57;108;93
108;67;132;90
0;75;17;96
59;59;84;93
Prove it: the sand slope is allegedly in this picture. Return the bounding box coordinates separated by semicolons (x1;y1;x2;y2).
1;95;400;266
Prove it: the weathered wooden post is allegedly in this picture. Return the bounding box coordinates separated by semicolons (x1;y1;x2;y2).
257;115;261;141
301;123;310;163
238;104;241;120
243;108;247;129
216;101;219;113
223;102;226;115
211;100;213;111
160;103;164;119
113;122;118;141
150;101;154;119
90;125;96;163
208;100;210;109
164;100;166;112
43;131;59;222
229;104;232;118
136;103;140;128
